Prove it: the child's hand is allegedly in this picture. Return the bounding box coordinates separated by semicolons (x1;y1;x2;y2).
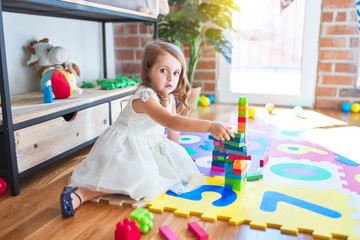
209;122;235;141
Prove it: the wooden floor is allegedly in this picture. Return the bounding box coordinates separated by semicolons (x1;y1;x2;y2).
0;104;359;240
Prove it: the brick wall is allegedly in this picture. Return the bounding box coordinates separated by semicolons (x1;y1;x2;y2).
113;23;153;77
316;0;360;108
113;1;360;109
113;23;217;96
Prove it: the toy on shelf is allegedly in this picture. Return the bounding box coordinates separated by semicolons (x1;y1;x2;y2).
130;208;154;234
114;218;141;240
43;80;53;103
0;177;7;196
80;81;96;88
351;102;360;113
341;102;351;112
97;76;141;90
265;103;275;114
26;38;82;99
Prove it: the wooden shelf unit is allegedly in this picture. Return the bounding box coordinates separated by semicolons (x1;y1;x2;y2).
0;0;157;196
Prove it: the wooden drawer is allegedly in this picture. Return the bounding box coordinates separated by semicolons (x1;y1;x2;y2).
111;95;132;123
14;103;109;173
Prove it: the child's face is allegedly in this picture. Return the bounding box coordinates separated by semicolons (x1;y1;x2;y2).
149;52;182;95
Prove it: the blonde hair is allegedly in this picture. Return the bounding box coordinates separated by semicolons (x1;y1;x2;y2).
140;40;191;115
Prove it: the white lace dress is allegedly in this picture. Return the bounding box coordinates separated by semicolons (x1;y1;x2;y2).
69;86;205;201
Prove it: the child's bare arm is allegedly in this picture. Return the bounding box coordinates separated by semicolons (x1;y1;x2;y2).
167;103;180;143
133;98;234;141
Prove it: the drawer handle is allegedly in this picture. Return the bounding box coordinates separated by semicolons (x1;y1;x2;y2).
62;112;78;122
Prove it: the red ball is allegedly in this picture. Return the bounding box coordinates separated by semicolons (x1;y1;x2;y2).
0;178;7;196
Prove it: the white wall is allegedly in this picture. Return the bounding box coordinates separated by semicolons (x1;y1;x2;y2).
3;12;115;95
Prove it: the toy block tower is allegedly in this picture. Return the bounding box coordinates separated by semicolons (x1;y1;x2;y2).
210;97;252;191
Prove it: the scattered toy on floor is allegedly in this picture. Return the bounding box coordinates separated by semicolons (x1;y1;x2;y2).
248;107;256;118
159;225;179;240
293;105;303;117
0;177;7;196
265;103;275;114
199;95;211;107
188;221;208;240
114;218;141;240
341;102;351;112
130;208;154;234
351;102;360;113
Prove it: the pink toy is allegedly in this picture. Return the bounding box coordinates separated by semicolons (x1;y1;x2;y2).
115;218;141;240
260;155;269;167
0;178;7;196
188;221;208;240
159;225;179;240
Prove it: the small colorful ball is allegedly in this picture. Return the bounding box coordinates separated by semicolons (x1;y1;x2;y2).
207;95;215;104
0;178;7;196
341;102;351;112
265;103;275;114
248;107;256;118
200;95;210;107
351;103;360;113
293;105;303;117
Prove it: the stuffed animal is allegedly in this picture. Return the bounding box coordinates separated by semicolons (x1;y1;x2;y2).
26;38;82;99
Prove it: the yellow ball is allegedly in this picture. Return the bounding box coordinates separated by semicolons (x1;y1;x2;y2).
351;103;360;113
200;95;210;107
248;107;255;118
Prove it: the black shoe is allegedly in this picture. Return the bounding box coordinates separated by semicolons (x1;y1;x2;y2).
60;186;82;218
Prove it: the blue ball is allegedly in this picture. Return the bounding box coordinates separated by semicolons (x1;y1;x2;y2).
207;95;215;103
341;102;351;112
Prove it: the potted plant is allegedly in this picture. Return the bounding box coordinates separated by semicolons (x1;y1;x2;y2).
157;0;240;107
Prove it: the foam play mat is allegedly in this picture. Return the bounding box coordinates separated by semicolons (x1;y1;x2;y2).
147;109;360;239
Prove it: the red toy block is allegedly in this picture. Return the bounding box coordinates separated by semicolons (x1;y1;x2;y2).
260;155;269;167
159;225;179;240
188;221;208;240
228;154;252;161
115;218;141;240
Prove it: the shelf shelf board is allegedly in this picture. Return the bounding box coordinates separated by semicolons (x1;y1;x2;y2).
1;0;157;22
0;85;137;126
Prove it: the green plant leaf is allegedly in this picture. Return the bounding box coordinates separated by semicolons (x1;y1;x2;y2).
157;0;240;82
197;3;221;22
205;28;232;63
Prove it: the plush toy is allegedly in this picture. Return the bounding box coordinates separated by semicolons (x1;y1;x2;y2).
26;38;82;99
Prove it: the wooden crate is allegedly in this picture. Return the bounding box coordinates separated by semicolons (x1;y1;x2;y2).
14;103;109;173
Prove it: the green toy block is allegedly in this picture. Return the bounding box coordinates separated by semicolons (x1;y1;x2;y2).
247;171;263;181
238;110;247;117
238;97;248;106
130;208;154;234
80;81;95;88
225;177;247;191
234;132;245;138
223;140;245;148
